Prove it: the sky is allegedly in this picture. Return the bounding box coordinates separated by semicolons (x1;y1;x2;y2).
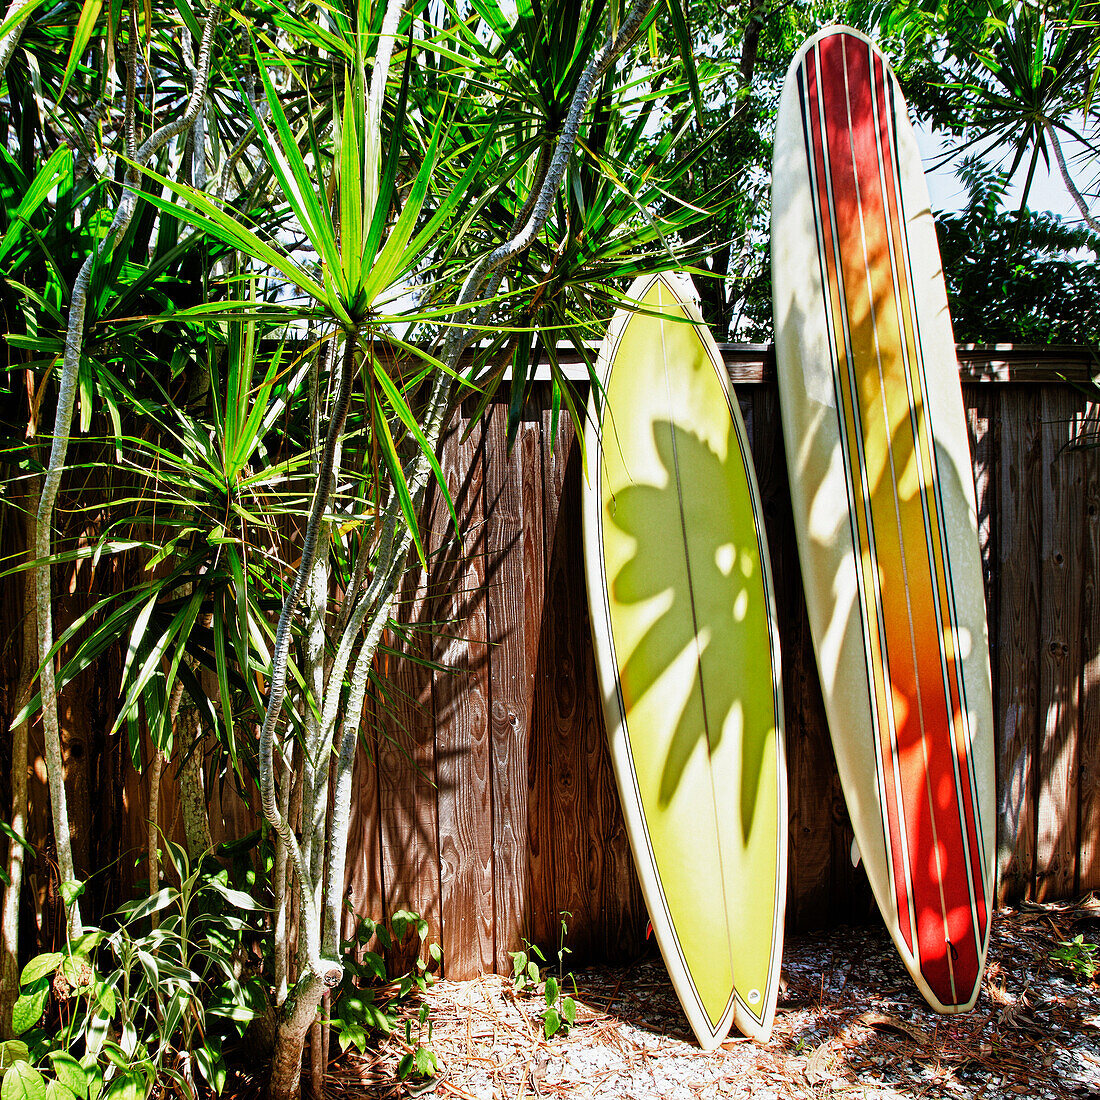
915;122;1084;220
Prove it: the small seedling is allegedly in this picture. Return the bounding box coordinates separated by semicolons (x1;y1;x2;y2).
1051;934;1100;982
509;912;578;1039
398;1004;439;1082
510;941;546;996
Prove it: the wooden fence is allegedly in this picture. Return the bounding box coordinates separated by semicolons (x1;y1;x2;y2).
7;345;1097;979
330;344;1100;980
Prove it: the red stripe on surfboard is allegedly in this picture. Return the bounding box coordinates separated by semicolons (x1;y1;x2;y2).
869;50;989;954
804;41;914;960
805;30;984;1005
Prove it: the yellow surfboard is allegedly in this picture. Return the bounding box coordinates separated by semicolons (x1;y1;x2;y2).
582;271;786;1046
771;26;996;1012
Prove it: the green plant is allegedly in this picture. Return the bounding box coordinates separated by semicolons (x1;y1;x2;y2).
398;1005;439;1083
2;844;267;1099
509;912;578;1040
1051;933;1100;982
329;908;442;1079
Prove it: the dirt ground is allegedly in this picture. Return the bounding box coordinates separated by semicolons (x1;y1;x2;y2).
329;897;1100;1100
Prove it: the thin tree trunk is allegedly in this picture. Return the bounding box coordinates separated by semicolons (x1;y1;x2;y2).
1;478;37;1036
33;0;223;935
309;1017;323;1099
269;972;329;1100
0;0;33;84
273;740;297;1007
178;710;212;857
148;676;187;911
147;750;165;894
264;1;656;1092
1046;121;1100;233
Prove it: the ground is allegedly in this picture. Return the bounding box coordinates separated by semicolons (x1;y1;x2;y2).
330;899;1100;1099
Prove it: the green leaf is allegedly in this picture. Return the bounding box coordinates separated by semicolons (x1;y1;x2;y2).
100;1069;144;1100
44;1081;80;1100
19;954;60;987
414;1046;437;1077
332;1018;369;1054
204;880;263;911
191;1045;226;1094
58;0;105;99
339;66;364;293
376;412;425;567
0;1044;29;1071
373;361;457;535
249;44;345;299
542;1006;560;1039
0;0;48;42
58;880;84;906
118;593;158;690
94;980;117;1017
68;932;105;956
1;1062;46;1100
361;109;446;304
543;975;558;1007
10;989;46;1036
48;1054;87;1097
121;164;334;312
0;146;73;266
662;0;701;119
561;996;576;1026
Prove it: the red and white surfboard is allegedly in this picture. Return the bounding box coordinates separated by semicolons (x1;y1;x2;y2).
771;26;996;1012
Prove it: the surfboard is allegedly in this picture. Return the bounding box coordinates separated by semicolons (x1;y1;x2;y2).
770;26;996;1013
582;271;786;1046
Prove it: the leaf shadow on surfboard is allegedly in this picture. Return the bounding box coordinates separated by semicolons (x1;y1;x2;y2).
608;418;770;832
583;271;787;1048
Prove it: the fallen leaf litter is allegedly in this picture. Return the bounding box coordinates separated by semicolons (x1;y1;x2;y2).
328;899;1100;1099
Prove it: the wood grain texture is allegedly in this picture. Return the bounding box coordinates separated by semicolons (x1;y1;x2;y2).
965;385;1000;899
532;397;645;963
747;385;869;930
965;384;999;666
376;563;442;971
342;719;383;939
1035;386;1084;902
483;401;544;972
995;385;1043;901
1076;397;1100;893
9;358;1099;975
431;406;494;979
528;397;589;954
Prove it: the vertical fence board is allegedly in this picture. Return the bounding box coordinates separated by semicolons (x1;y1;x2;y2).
342;722;383;936
377;564;442;966
995;385;1043;901
1077;399;1100;893
431;408;495;978
484;404;545;972
747;386;868;929
965;384;999;675
965;385;1000;902
1035;387;1084;901
528;402;589;953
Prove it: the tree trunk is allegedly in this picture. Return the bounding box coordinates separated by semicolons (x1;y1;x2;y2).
178;709;212;857
147;749;165;905
1;479;38;1036
267;970;336;1100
